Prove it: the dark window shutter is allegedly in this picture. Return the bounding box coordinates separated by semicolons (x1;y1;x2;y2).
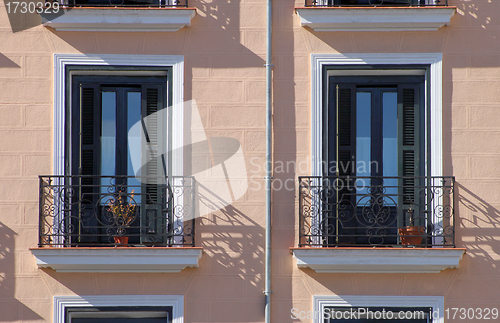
79;84;100;179
141;83;168;244
330;84;356;177
326;83;357;245
398;85;420;217
141;84;166;203
76;83;100;244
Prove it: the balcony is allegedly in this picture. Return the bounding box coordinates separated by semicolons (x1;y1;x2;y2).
31;175;202;273
39;0;196;32
292;176;465;273
295;0;456;31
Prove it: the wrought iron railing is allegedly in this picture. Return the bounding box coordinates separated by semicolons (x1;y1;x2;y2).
304;0;448;7
299;176;455;247
39;175;195;247
47;0;188;8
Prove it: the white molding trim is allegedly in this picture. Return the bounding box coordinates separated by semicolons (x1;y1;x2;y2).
41;8;196;32
54;295;184;323
313;295;444;323
296;7;456;32
310;53;443;178
292;248;465;273
31;247;202;273
53;53;184;177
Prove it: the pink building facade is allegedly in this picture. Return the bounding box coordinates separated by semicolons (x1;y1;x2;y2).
0;0;498;321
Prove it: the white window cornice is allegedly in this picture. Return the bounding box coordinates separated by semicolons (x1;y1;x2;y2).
54;295;184;323
296;7;456;32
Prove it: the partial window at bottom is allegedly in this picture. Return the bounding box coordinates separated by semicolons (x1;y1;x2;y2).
66;307;172;323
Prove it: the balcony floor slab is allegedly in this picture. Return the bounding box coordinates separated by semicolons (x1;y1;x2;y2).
30;247;203;273
40;8;196;32
295;7;456;32
291;247;465;273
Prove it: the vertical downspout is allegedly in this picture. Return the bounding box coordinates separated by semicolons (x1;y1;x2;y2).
264;0;272;319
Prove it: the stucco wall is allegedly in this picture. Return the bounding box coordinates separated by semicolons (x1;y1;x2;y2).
0;0;499;321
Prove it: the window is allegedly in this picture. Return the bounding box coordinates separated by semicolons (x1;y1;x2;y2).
292;54;463;273
32;54;202;272
66;74;171;246
298;54;456;249
67;307;172;323
324;74;426;245
54;295;183;323
37;54;195;249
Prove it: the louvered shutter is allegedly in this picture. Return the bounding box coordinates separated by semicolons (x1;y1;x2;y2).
336;85;356;179
77;83;100;244
327;84;356;244
398;84;420;225
141;84;167;244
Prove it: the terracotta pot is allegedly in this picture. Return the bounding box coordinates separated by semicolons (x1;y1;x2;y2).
398;226;424;246
113;236;129;246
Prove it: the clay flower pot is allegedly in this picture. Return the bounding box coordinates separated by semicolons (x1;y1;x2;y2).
398;226;424;246
113;236;129;246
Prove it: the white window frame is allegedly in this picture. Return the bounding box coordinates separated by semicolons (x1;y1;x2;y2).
313;295;444;323
54;295;183;323
54;53;184;178
52;54;184;246
311;53;442;178
310;53;443;245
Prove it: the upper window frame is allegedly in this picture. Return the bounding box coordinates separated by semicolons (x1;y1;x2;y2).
310;53;443;180
54;295;183;323
54;54;184;179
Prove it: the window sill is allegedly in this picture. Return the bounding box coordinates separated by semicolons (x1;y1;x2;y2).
30;247;203;273
291;247;465;273
295;7;456;31
39;7;196;32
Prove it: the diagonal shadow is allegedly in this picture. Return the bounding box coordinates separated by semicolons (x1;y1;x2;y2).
0;54;20;68
455;182;500;274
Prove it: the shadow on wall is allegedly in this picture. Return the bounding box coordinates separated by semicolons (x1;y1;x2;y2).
0;53;20;68
456;0;495;29
2;0;43;33
198;181;263;281
40;0;265;69
456;183;500;274
193;182;265;322
0;222;42;321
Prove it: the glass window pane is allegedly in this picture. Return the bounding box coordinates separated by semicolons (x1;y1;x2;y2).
101;91;116;177
382;91;398;204
356;92;371;177
127;91;142;200
356;92;371;200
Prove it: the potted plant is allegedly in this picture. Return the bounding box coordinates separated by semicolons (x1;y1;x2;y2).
398;205;425;246
106;190;136;246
